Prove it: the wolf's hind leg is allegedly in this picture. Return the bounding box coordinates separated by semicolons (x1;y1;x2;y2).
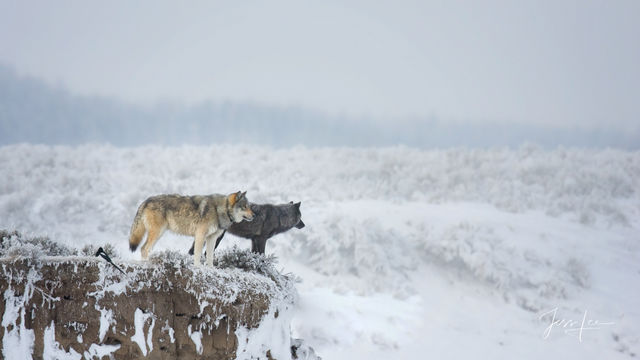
129;221;147;252
140;226;165;260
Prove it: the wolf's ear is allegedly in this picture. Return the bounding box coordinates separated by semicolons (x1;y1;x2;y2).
240;191;247;199
294;202;301;209
228;191;241;206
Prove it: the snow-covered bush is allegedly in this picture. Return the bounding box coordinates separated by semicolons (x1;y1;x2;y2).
213;246;279;278
78;243;120;258
0;230;74;258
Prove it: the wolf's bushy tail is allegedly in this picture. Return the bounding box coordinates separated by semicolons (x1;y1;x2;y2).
129;201;147;252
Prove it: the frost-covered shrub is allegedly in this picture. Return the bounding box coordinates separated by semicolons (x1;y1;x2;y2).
213;246;284;282
149;250;192;268
282;217;419;297
148;247;292;285
565;258;590;289
414;221;592;308
77;243;120;259
3;242;44;261
420;222;515;289
0;230;74;258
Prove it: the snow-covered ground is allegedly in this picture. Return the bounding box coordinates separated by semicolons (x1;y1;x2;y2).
1;144;639;359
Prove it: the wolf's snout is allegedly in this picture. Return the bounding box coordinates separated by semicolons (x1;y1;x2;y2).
296;220;305;229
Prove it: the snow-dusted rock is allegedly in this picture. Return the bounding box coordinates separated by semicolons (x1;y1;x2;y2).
0;234;301;359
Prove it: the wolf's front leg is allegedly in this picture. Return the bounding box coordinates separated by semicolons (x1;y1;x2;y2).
193;229;207;267
205;229;224;266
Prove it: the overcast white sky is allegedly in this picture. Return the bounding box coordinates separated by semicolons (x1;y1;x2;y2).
1;0;638;130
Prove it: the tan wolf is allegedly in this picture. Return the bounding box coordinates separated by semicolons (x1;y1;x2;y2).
128;191;254;266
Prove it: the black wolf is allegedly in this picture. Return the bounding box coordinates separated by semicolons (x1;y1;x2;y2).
189;201;304;255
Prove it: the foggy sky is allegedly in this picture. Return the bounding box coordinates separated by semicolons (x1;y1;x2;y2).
1;0;639;131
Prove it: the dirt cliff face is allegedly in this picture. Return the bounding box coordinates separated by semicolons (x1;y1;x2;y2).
0;254;296;360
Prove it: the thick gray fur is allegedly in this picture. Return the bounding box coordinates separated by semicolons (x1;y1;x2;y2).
189;201;305;255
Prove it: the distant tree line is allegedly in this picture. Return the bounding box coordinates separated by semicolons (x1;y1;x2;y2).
0;65;637;149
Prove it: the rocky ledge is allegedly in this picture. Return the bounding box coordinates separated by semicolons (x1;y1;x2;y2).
0;231;316;360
